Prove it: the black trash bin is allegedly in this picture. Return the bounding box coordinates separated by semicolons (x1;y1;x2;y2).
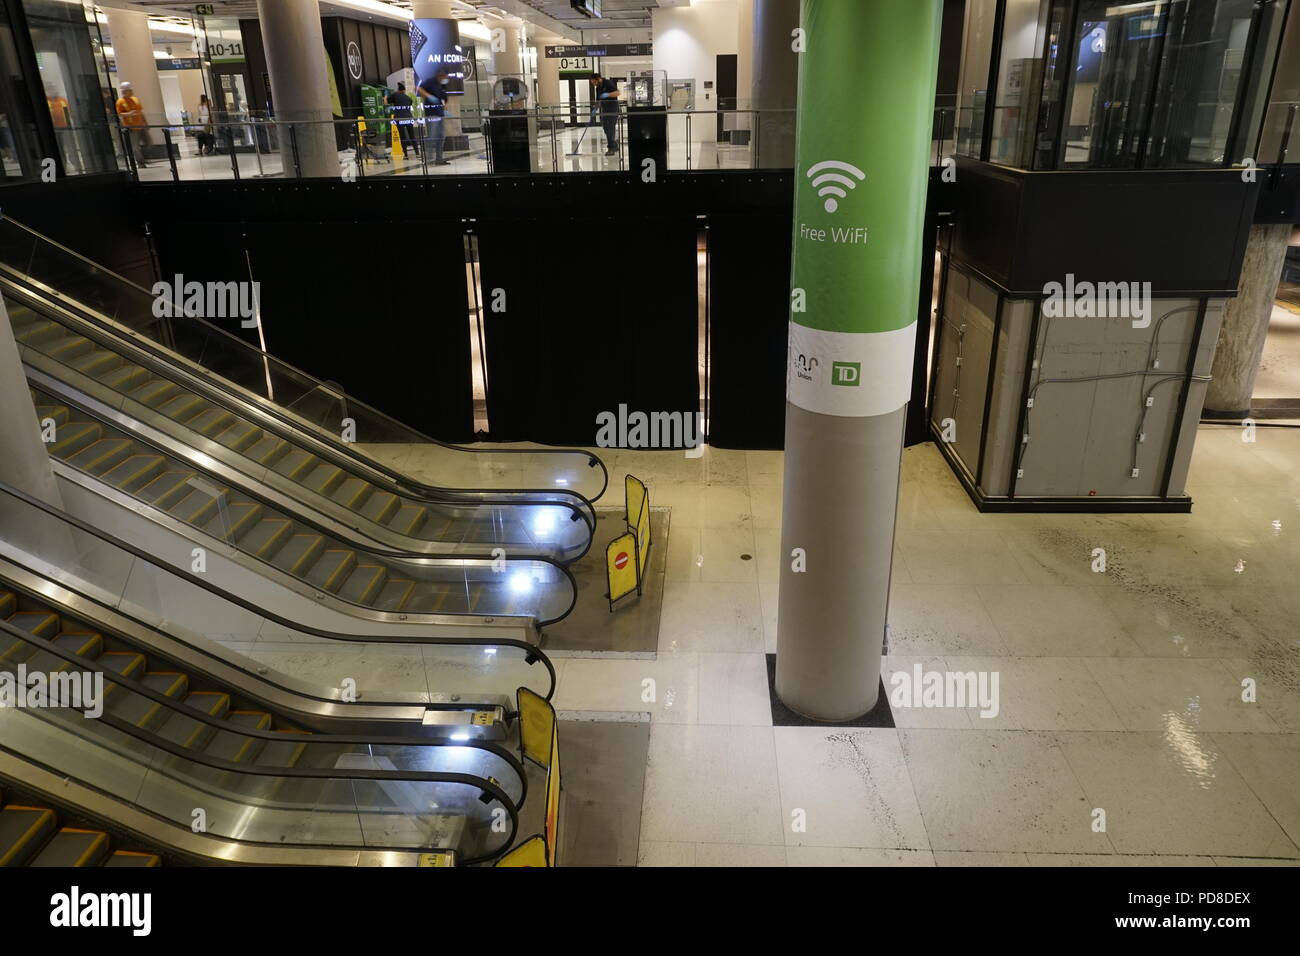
627;105;667;175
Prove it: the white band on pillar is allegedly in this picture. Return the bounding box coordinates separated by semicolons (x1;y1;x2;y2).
787;321;917;418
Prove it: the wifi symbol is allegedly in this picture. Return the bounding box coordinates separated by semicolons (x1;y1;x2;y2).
807;160;866;213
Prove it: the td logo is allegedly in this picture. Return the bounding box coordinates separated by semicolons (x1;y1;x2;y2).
831;361;861;386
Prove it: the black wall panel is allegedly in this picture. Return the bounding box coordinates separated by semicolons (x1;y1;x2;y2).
478;216;699;446
149;218;473;442
707;213;791;449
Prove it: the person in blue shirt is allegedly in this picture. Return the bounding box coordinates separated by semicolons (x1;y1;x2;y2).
589;73;621;156
417;68;453;166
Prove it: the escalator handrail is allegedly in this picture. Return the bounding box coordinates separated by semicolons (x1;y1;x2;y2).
5;277;599;551
0;478;558;699
0;212;611;505
0;616;529;811
0;674;519;866
37;380;580;627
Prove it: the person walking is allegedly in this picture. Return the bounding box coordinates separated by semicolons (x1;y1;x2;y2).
115;81;150;168
589;73;621;156
195;93;215;155
417;69;452;166
387;82;417;159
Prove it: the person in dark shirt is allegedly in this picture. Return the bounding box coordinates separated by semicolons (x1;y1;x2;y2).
386;82;417;158
417;68;453;166
589;73;620;156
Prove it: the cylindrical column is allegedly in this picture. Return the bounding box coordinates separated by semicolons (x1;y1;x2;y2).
1203;223;1293;417
104;8;167;151
493;18;525;77
256;0;337;178
0;299;62;507
413;0;466;150
735;0;754;137
751;0;800;168
775;0;941;722
536;35;563;129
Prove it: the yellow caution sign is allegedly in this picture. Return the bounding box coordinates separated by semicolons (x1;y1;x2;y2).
625;474;647;533
494;835;548;867
606;532;638;608
516;686;556;770
636;486;651;578
545;723;561;867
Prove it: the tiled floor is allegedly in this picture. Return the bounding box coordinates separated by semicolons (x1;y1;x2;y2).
546;427;1300;866
255;425;1300;866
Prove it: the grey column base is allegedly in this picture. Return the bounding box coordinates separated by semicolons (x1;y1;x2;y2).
775;401;905;722
1201;406;1252;421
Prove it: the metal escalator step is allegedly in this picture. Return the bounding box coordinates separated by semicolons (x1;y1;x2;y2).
304;549;357;593
403;589;450;614
0;806;57;866
241;518;292;559
301;464;345;496
12;316;62;345
338;564;386;605
202;501;262;542
389;503;428;537
29;828;110;867
187;407;236;437
45;335;94;362
100;455;165;493
24;631;103;675
205;710;272;763
138;471;197;509
98;363;149;393
272;448;316;481
254;729;312;769
157;393;208;424
130;379;180;408
467;582;485;613
105;850;161;867
245;435;289;465
104;671;188;729
65;438;132;475
375;578;416;611
360;491;399;525
270;534;325;575
33;404;69;428
98;652;146;698
155;691;230;750
167;484;227;525
213;420;261;452
330;477;373;511
0;593;14;618
2;612;61;664
46;421;101;458
66;348;121;378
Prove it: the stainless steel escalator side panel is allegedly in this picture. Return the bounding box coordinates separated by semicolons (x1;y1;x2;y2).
23;358;583;562
0;747;457;867
0;557;511;732
51;464;546;642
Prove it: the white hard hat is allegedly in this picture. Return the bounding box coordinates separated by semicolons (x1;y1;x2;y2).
119;81;132;91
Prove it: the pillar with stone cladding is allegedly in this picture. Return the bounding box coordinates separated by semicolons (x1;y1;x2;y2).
775;0;942;721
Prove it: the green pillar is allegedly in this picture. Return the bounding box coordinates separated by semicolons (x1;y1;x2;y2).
775;0;941;721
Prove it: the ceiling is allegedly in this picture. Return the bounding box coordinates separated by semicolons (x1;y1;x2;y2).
111;0;669;36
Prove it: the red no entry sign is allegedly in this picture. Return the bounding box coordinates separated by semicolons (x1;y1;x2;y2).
614;551;629;570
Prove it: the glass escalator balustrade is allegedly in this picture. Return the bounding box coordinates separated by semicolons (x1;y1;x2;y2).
27;383;574;625
7;298;590;563
0;586;521;864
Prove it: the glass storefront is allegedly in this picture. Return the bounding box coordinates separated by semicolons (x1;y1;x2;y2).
958;0;1293;171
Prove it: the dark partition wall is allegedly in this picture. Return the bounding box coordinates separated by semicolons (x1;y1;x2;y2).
706;213;791;449
478;216;699;447
149;218;474;442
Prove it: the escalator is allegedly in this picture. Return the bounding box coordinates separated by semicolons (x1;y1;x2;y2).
0;566;531;865
29;383;578;626
0;213;608;562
